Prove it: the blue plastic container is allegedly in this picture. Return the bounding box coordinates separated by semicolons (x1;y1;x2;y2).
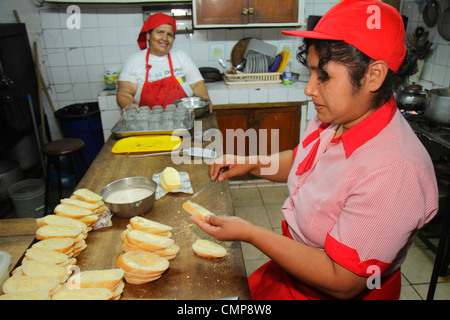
55;102;104;176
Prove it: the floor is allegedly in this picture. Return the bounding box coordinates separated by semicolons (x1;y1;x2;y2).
229;180;450;300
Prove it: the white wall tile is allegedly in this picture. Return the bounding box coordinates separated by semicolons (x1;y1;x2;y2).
43;29;64;49
99;28;119;46
84;47;103;65
50;66;70;84
96;8;117;28
47;49;67;67
62;29;83;48
69;65;89;83
73;83;92;101
81;28;101;47
66;47;86;66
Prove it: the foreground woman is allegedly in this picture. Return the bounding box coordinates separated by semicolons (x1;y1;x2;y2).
191;0;438;300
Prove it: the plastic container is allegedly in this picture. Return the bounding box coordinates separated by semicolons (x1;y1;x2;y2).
8;179;45;218
54;102;105;176
0;251;11;289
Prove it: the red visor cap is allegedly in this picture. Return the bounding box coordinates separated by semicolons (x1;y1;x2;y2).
137;13;177;50
282;0;406;72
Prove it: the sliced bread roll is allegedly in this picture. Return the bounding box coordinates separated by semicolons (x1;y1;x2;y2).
0;290;51;300
159;167;181;192
116;250;169;274
182;200;215;223
36;224;85;240
192;239;227;258
21;259;70;282
54;204;93;219
52;287;114;300
72;188;102;203
32;237;75;254
25;247;71;265
72;269;124;290
36;214;88;231
129;216;173;235
60;198;102;210
2;275;61;295
126;229;174;251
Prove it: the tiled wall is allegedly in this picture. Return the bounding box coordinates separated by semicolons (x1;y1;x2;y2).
1;0;448;140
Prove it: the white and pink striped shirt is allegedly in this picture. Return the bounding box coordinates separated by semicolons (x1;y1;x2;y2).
282;96;439;276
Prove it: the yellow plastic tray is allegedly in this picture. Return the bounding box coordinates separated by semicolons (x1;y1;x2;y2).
111;135;182;154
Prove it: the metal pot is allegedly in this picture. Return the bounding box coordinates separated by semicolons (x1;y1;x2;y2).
0;160;23;201
425;88;450;125
396;84;428;112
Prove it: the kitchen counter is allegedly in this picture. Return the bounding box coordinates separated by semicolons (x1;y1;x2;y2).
1;112;251;300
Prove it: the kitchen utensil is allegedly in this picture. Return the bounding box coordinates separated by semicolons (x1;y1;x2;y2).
174;97;210;118
111;135;182;154
423;0;440;27
100;177;157;219
231;38;252;67
244;38;277;60
424;88;450;125
275;51;290;73
191;168;228;198
396;84;429;112
437;6;450;40
269;54;282;72
199;67;222;82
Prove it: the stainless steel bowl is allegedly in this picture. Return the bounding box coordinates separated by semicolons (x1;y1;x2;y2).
174;97;210;118
100;177;156;219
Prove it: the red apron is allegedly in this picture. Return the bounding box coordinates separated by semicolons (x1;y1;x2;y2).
139;50;188;108
248;221;401;300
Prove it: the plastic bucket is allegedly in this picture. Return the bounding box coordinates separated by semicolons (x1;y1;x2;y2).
8;179;45;218
54;102;105;175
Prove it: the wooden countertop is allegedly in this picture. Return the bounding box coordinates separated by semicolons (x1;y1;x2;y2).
1;113;251;300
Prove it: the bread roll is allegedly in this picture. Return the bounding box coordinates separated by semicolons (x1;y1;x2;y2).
25;247;71;265
129;216;173;235
159;167;181;192
0;290;50;300
182;200;215;223
35;224;85;240
2;275;61;295
52;287;114;300
192;239;227;258
54;204;93;219
32;237;75;254
126;229;174;251
72;188;102;203
116;250;169;274
36;214;88;231
73;269;124;290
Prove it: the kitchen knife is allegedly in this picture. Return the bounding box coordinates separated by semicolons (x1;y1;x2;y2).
191;168;228;198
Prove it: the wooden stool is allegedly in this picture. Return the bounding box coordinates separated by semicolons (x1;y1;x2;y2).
41;138;88;214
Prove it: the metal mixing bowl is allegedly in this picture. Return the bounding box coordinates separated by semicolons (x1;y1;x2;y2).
100;177;156;219
174;97;210;118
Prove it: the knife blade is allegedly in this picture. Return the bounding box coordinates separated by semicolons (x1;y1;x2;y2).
191;167;228;198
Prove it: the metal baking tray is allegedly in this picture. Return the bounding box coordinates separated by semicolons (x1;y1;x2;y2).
111;118;193;139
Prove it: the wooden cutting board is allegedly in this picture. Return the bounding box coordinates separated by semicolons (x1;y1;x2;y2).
231;38;252;67
0;218;38;273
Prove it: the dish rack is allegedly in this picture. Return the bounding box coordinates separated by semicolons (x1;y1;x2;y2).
224;72;282;85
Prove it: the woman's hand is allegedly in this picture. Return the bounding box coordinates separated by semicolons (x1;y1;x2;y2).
209;154;257;182
190;215;255;242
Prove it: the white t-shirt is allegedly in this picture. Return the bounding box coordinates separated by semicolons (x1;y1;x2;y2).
119;49;204;104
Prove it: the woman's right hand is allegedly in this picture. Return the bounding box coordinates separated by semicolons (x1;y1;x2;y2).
209;154;256;182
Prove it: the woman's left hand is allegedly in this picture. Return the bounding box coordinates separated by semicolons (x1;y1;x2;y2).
190;214;255;242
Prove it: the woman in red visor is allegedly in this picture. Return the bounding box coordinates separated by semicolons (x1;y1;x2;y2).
190;0;439;300
117;13;211;111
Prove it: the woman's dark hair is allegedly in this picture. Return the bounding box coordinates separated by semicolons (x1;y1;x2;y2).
297;39;418;108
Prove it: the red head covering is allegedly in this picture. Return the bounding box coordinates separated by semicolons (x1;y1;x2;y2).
282;0;406;72
137;13;177;50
